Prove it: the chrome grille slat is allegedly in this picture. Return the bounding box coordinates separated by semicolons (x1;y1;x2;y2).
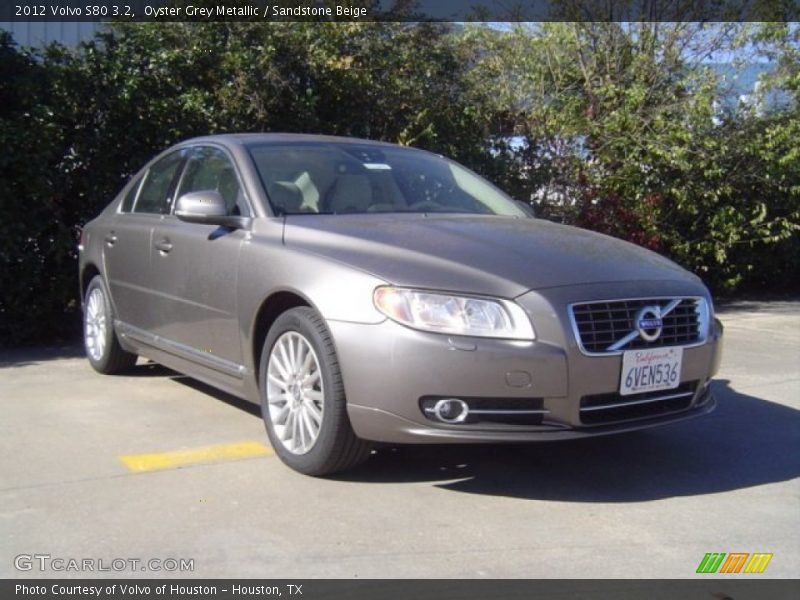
580;381;698;425
468;409;550;415
580;391;694;412
570;297;705;354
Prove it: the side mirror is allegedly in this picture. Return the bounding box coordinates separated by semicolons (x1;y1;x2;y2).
515;200;535;218
174;191;250;229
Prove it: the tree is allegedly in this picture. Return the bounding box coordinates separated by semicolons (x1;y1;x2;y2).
0;22;492;344
463;22;799;290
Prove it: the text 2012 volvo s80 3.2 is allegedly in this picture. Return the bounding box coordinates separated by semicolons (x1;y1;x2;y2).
78;134;724;475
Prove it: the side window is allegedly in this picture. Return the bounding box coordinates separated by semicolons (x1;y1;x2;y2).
176;146;248;216
134;151;185;214
120;175;143;213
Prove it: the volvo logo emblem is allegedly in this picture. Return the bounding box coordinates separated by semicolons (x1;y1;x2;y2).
635;306;663;342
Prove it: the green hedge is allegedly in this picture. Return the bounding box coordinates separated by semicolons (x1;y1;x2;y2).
1;22;797;346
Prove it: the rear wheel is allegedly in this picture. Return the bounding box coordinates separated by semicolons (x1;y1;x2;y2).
83;275;137;374
259;307;371;476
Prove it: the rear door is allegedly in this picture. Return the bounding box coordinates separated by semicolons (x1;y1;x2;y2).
148;145;251;371
103;150;186;332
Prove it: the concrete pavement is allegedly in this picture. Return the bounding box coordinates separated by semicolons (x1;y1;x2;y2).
1;302;798;578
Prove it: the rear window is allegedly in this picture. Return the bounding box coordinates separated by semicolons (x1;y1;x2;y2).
120;176;143;213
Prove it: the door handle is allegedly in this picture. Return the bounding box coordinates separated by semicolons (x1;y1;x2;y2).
104;232;117;246
155;238;173;254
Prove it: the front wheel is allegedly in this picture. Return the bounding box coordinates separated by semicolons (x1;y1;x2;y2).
83;275;137;374
259;307;371;476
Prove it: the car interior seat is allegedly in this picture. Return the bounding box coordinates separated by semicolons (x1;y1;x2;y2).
329;175;372;213
293;171;320;213
268;181;304;215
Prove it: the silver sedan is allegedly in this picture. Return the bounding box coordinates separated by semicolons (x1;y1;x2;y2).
79;134;723;475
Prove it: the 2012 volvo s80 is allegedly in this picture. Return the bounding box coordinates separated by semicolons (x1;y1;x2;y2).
78;134;724;475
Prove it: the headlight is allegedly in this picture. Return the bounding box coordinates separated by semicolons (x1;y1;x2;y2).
373;286;535;340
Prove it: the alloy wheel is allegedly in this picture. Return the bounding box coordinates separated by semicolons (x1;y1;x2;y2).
266;331;325;455
84;287;107;362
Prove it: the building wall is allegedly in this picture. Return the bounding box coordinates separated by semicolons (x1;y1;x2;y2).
0;21;101;47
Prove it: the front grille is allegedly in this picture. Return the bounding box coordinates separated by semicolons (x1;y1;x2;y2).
420;396;546;426
580;381;698;425
571;297;704;354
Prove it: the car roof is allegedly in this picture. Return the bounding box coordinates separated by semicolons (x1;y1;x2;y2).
178;133;403;149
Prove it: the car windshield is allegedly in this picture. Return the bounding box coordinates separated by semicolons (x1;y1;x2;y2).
247;142;526;217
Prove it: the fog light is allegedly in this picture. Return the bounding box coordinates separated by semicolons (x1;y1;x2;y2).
433;398;469;424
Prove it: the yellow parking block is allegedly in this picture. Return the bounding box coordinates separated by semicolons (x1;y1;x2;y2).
120;441;273;473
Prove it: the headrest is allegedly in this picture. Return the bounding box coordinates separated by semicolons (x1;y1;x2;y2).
269;181;303;214
330;175;372;213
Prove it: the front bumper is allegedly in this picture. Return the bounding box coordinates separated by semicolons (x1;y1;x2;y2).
330;281;723;444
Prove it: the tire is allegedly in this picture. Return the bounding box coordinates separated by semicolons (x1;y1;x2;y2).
83;275;137;374
259;307;372;476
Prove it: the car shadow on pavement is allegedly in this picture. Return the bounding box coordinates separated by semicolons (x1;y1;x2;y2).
124;361;176;377
337;380;800;502
170;372;263;418
7;345;795;502
0;343;85;368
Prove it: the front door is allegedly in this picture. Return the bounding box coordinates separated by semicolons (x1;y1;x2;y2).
148;146;251;372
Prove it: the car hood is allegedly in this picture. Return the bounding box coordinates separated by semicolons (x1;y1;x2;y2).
283;214;700;298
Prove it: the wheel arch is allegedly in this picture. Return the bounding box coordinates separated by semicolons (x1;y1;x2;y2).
80;263;102;304
251;290;317;378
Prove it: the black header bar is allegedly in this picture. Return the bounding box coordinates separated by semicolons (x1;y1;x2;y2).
4;579;800;600
2;0;799;22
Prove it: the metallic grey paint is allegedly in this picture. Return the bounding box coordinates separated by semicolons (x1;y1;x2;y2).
79;134;723;445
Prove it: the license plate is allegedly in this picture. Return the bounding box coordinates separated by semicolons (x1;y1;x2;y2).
620;347;683;396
